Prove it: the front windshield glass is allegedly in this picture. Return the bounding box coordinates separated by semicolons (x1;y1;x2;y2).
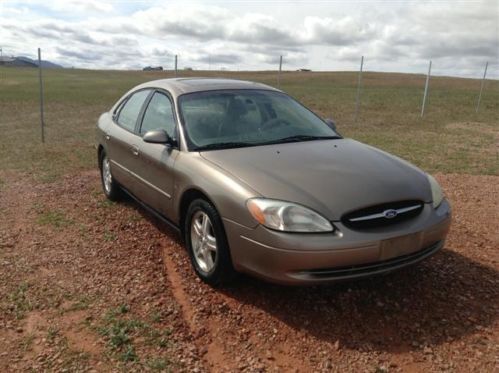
178;89;340;151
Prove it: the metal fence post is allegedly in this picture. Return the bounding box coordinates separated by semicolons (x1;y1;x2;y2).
475;61;488;113
278;55;283;88
421;60;432;118
354;55;364;122
174;55;178;77
38;48;45;143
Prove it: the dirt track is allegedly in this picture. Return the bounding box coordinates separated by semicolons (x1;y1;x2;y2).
0;171;498;372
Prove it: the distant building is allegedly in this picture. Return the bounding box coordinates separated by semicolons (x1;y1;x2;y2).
297;68;312;72
143;66;163;71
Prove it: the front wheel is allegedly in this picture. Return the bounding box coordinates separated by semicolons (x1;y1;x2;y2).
184;199;236;286
99;152;121;201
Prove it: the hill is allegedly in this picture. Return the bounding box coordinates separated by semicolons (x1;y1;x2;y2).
0;56;63;68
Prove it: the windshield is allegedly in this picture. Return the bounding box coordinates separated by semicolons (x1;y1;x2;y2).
178;89;340;151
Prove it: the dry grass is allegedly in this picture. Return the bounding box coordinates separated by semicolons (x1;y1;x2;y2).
1;67;498;180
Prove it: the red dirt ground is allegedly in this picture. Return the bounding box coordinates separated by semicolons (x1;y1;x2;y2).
0;171;497;372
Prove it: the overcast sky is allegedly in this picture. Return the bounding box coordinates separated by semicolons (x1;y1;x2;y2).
1;0;498;78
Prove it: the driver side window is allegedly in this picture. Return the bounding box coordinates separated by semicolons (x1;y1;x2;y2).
140;92;176;137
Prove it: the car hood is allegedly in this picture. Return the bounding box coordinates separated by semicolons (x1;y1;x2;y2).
200;139;431;221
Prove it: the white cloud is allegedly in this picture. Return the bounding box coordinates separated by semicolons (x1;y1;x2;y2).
42;0;114;13
0;0;497;77
302;16;377;45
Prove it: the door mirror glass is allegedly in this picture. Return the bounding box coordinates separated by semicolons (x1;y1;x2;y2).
143;129;174;145
325;118;337;131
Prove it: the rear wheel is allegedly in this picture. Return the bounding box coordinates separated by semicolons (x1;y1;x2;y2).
184;199;236;286
99;152;121;201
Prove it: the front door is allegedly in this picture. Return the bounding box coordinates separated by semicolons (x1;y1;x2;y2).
133;90;179;219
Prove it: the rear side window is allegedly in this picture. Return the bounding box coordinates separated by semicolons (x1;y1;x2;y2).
140;92;176;137
117;90;150;132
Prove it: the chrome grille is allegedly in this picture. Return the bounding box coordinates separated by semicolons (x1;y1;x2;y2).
342;200;424;230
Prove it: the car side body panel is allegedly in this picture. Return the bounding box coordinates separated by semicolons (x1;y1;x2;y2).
171;151;260;228
129;143;179;217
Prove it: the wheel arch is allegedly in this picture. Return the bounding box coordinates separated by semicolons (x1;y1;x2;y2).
178;188;217;238
179;187;238;284
97;144;105;168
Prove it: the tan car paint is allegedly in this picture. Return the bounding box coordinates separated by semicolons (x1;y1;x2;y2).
97;78;451;284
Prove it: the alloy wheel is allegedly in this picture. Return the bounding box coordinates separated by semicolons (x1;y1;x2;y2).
190;211;218;273
102;156;112;194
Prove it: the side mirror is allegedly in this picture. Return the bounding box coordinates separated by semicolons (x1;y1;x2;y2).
143;130;176;146
325;118;337;131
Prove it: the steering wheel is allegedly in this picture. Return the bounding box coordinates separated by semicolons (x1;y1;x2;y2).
260;118;290;130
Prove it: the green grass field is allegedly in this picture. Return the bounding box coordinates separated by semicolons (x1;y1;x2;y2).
1;67;498;181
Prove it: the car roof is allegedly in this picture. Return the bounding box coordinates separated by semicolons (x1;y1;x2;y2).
133;78;280;97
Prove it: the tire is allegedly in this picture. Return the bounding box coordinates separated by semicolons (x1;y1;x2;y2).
99;151;121;201
184;199;237;286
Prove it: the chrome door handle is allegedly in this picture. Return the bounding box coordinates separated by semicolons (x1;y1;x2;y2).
131;146;139;156
105;135;110;141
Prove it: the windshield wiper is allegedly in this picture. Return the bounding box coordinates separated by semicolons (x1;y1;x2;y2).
195;142;255;151
261;135;341;145
196;135;341;151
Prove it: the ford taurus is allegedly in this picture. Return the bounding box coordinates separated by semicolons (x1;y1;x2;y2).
96;78;451;286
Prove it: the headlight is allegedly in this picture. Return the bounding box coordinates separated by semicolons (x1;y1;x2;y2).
246;198;334;232
427;174;443;208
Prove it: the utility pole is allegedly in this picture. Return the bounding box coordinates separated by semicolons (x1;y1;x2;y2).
278;55;283;88
174;55;178;78
475;61;488;113
38;48;45;143
421;60;432;118
354;55;364;121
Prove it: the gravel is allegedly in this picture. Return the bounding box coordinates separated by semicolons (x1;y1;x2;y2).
0;170;497;372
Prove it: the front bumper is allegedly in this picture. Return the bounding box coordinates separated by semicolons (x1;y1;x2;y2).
224;199;451;285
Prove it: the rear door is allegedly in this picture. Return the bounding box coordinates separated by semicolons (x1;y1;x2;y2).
107;89;152;196
133;90;179;219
